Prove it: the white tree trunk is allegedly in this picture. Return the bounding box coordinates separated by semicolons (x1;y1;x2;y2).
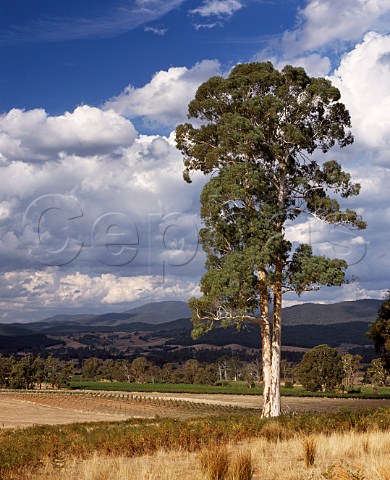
259;286;272;418
264;159;286;417
261;324;272;417
270;283;282;417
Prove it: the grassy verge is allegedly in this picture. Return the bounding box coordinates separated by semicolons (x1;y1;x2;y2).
70;381;390;399
0;407;389;479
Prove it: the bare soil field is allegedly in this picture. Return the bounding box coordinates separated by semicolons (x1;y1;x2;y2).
1;390;389;429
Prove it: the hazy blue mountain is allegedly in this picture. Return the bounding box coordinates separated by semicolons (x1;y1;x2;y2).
123;301;192;324
31;298;382;329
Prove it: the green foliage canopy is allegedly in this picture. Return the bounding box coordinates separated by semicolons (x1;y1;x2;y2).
297;344;344;392
175;62;365;336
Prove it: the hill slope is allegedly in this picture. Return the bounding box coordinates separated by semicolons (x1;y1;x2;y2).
282;299;382;325
123;301;192;324
0;324;63;354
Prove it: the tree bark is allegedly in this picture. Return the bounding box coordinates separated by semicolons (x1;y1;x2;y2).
266;159;287;417
270;277;282;417
259;283;272;418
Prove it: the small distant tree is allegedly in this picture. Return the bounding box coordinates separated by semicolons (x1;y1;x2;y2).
148;364;161;384
44;356;74;388
216;356;229;382
130;357;152;383
161;362;175;383
10;355;37;390
33;355;45;389
195;363;218;385
367;358;387;387
0;355;15;388
281;359;295;385
342;353;362;388
183;359;201;384
113;359;132;382
368;291;390;371
226;356;243;381
251;357;263;385
101;359;115;381
244;364;255;387
82;357;101;380
297;344;344;392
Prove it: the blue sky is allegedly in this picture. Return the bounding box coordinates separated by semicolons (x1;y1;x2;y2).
0;1;299;116
0;0;390;322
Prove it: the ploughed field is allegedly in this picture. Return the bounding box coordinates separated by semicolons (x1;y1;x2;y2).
1;390;389;428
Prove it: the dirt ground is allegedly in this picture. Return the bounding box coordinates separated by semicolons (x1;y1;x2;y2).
1;390;389;429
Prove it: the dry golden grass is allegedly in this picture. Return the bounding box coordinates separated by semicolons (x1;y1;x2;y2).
303;435;317;467
199;444;230;480
229;451;254;480
26;430;390;480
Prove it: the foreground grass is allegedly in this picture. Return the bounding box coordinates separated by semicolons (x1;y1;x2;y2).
32;430;390;480
1;408;389;479
70;381;390;399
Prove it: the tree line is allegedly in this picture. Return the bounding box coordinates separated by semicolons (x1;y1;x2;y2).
0;355;73;389
0;345;387;391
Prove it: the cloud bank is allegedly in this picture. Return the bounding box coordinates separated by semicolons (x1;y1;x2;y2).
0;106;137;162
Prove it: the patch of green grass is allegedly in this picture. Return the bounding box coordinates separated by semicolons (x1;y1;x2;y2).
70;381;263;395
70;381;390;399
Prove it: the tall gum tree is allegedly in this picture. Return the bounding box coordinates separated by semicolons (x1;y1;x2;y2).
175;62;366;417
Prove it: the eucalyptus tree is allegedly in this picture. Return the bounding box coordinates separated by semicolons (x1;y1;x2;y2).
175;62;365;417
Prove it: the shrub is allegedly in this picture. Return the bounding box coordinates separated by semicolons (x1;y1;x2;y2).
297;344;344;392
302;436;316;467
261;421;294;442
199;444;230;480
230;451;254;480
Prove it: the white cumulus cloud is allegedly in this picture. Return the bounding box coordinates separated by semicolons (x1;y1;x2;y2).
282;0;390;54
104;60;221;128
330;32;390;162
0;105;137;162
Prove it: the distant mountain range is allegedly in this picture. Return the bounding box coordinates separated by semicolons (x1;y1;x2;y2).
32;301;191;328
0;299;382;356
27;298;383;329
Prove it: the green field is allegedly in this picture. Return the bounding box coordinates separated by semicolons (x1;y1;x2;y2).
70;380;390;399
